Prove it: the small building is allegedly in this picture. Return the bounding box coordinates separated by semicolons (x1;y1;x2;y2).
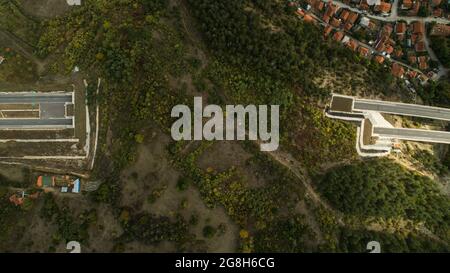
391;63;405;78
396;22;407;35
412;21;425;35
324;25;333;37
415;41;426;52
418;56;429;70
333;31;345;42
37;175;81;193
358;46;370;57
401;0;413;9
374;55;385;63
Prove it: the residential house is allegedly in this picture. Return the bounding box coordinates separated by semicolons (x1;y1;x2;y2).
358;46;370;57
330;17;341;28
418;56;429;70
324;25;333;37
375;1;392;15
401;0;413;9
346;39;359;51
415;41;426;52
323;2;338;23
412;21;425;35
333;31;345;42
374;55;385;63
391;63;405;78
396;22;407;35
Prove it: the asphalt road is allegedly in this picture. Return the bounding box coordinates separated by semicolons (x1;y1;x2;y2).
0;118;73;128
0;93;72;104
0;92;74;129
354;99;450;121
374;127;450;144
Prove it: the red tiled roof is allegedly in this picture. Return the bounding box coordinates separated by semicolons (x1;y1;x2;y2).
409;55;417;64
382;24;393;36
418;56;428;70
408;70;418;78
317;1;325;11
358;46;370;56
376;2;392;13
415;41;426;52
374;55;385;63
346;39;358;51
413;21;425;34
391;63;405;78
324;25;333;37
340;10;350;21
402;0;412;9
344;22;353;31
304;14;314;23
385;45;394;54
333;31;344;42
347;12;359;24
396;22;406;34
330;17;341;28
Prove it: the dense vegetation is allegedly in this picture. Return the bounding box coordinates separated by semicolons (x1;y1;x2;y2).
430;36;450;68
0;0;448;253
319;159;450;241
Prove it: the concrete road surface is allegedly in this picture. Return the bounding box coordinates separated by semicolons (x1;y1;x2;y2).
0;93;72;104
374;127;450;144
354;99;450;121
0;118;73;128
0;92;74;129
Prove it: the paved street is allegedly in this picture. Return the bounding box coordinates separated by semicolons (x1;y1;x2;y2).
0;93;72;104
374;127;450;144
0;92;74;129
0;118;73;128
354;99;450;121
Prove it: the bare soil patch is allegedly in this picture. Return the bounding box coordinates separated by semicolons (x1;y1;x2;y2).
18;0;72;19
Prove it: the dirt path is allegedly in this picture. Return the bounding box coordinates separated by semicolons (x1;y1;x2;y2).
265;147;345;225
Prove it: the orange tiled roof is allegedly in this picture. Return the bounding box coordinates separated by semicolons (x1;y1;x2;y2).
396;22;406;34
415;41;426;52
408;70;418;78
413;21;425;34
358;46;370;56
340;10;350;21
347;12;359;24
418;56;428;70
346;39;358;51
385;45;394;54
394;49;403;57
324;25;333;37
374;55;385;64
402;0;413;9
391;63;405;78
344;22;353;31
330;17;341;28
333;31;344;42
377;2;392;13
